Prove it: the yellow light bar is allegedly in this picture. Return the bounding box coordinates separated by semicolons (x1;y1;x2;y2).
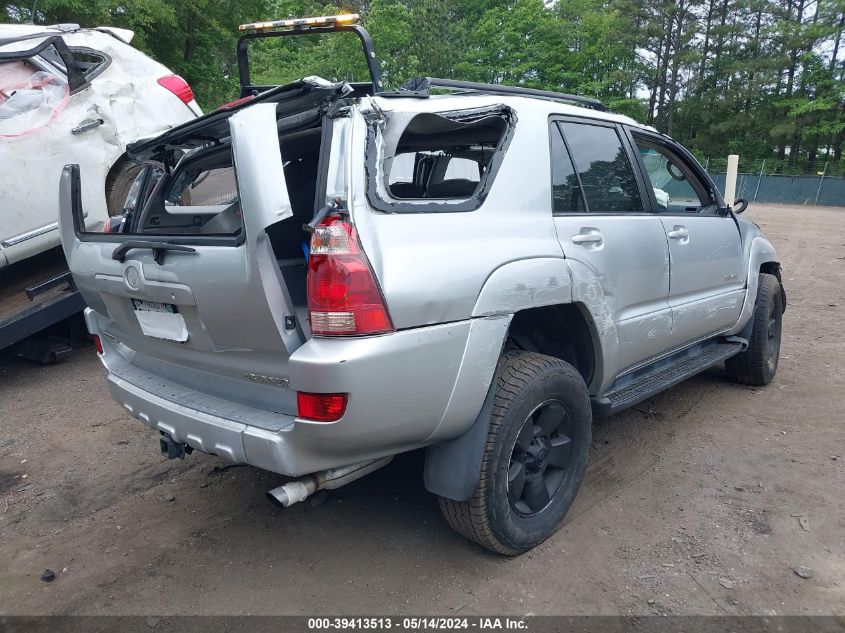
239;14;360;32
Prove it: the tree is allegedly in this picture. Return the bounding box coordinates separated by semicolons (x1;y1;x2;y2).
4;0;844;166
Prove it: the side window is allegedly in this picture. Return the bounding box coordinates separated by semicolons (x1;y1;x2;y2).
38;46;109;80
550;123;586;214
0;57;68;137
558;121;642;213
633;139;716;214
370;107;514;211
69;49;109;78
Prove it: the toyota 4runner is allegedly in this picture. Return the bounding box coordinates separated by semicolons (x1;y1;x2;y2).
58;16;785;555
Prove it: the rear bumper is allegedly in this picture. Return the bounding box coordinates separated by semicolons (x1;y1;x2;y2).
88;309;509;476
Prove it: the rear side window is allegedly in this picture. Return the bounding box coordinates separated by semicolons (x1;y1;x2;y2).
550;124;586;214
39;46;110;80
556;121;642;213
366;106;516;213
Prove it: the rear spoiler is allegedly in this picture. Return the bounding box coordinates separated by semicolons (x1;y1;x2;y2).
235;13;382;97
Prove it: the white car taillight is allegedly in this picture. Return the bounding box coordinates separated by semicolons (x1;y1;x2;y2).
307;216;393;336
157;74;194;104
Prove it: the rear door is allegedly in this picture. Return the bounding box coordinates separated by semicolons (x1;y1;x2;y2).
628;130;743;347
59;86;341;415
549;117;672;378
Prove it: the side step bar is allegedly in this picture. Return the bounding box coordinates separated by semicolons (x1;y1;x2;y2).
591;340;745;417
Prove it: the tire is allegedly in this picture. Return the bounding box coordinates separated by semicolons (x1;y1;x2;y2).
438;351;592;555
725;272;783;386
105;159;146;217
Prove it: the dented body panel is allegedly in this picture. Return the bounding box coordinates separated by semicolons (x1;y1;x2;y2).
1;25;200;267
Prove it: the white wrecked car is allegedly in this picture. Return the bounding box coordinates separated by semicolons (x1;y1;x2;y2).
0;23;201;268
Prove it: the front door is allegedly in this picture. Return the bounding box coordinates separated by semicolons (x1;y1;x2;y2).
629;132;744;347
549;118;672;382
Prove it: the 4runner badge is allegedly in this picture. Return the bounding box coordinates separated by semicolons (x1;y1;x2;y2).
244;372;289;388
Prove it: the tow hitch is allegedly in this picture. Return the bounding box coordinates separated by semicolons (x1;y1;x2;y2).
159;432;193;460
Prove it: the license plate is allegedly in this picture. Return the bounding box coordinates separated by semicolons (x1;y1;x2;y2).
131;299;188;342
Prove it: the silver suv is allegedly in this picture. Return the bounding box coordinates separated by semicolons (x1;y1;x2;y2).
59;27;785;555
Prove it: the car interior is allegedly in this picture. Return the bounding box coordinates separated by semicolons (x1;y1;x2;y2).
385;112;507;199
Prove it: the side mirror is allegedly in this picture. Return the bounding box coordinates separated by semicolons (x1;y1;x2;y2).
732;198;749;215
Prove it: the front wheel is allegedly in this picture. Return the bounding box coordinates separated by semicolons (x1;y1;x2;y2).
438;351;592;555
726;272;784;386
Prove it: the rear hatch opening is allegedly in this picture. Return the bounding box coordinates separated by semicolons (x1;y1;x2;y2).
60;78;352;418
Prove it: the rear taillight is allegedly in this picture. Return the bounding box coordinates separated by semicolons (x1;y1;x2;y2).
297;392;348;422
157;74;194;104
307;216;393;336
90;334;103;355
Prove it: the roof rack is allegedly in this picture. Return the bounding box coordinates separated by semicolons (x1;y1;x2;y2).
385;77;608;112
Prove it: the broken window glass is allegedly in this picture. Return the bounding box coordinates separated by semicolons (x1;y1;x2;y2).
367;106;515;212
0;65;69;137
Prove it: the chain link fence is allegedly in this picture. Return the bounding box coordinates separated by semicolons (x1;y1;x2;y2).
701;158;845;207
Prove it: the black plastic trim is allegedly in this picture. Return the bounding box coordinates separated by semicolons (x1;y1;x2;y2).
424;355;503;501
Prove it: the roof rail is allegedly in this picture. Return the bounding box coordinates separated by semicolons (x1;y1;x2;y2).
386;77;608;112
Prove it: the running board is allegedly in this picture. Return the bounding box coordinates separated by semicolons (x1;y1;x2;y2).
591;341;744;417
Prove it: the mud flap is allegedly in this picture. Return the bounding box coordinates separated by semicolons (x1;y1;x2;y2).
423;358;501;502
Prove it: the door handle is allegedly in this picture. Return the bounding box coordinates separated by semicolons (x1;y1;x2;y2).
571;232;603;245
667;227;689;239
71;118;104;135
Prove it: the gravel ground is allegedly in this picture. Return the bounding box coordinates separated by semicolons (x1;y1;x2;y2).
0;203;843;616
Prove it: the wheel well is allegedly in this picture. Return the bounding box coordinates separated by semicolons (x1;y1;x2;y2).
506;304;595;385
759;261;786;313
759;261;781;282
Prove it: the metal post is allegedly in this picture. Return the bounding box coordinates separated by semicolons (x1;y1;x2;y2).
704;158;710;171
724;154;739;207
814;161;828;206
753;159;765;202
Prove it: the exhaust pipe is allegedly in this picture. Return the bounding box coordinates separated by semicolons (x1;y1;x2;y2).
267;456;393;508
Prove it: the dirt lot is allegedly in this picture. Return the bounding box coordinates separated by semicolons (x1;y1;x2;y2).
0;203;842;616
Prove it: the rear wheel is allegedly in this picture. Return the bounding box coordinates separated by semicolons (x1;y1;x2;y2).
105;158;145;217
438;351;592;555
726;272;783;386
